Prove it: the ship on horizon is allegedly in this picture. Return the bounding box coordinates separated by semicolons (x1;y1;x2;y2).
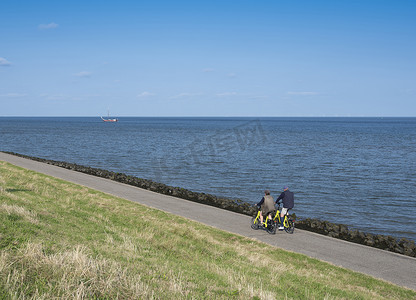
101;111;118;122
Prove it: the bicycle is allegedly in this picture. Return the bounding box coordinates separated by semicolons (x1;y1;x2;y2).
251;208;277;234
273;203;295;234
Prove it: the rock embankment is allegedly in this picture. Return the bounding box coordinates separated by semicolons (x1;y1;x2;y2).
296;219;416;257
4;152;416;258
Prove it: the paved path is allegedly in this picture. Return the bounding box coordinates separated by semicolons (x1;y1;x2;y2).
1;152;415;291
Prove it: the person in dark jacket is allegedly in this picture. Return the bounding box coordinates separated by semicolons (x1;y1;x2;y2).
256;190;274;226
275;186;294;230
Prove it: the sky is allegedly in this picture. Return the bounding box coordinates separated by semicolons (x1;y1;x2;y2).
1;0;415;117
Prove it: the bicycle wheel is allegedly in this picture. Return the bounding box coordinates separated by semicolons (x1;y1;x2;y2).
284;217;295;234
251;217;260;230
267;220;277;234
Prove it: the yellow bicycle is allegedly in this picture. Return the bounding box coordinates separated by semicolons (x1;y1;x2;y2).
273;204;295;234
251;208;276;234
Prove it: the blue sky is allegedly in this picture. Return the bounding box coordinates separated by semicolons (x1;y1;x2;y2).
1;0;415;117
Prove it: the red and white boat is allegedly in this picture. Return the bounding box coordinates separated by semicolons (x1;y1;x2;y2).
101;116;118;122
101;111;118;122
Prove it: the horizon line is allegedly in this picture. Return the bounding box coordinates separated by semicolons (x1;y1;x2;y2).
1;115;416;118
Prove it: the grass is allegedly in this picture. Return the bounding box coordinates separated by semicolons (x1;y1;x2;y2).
0;161;415;299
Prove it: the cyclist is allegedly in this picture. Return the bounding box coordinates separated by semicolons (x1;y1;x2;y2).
275;186;294;230
256;190;274;227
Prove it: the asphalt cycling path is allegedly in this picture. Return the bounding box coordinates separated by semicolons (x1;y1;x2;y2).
1;152;415;291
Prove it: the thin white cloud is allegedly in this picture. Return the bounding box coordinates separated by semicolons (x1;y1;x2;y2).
287;91;318;96
216;92;238;97
250;95;269;99
39;93;98;101
74;71;92;78
202;68;214;73
39;93;70;101
0;57;12;66
0;93;27;98
38;22;59;30
399;88;414;95
227;73;237;78
137;92;155;98
170;92;202;99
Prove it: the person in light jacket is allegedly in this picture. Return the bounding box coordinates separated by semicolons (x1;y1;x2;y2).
256;190;274;226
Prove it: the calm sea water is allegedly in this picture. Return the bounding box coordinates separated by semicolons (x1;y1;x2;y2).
1;117;415;240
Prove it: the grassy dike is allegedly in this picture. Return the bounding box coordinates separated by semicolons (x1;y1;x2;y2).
0;161;414;299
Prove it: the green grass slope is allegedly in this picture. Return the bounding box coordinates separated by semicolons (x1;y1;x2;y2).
0;161;414;299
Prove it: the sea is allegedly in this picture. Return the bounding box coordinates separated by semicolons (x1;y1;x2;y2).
1;117;415;241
